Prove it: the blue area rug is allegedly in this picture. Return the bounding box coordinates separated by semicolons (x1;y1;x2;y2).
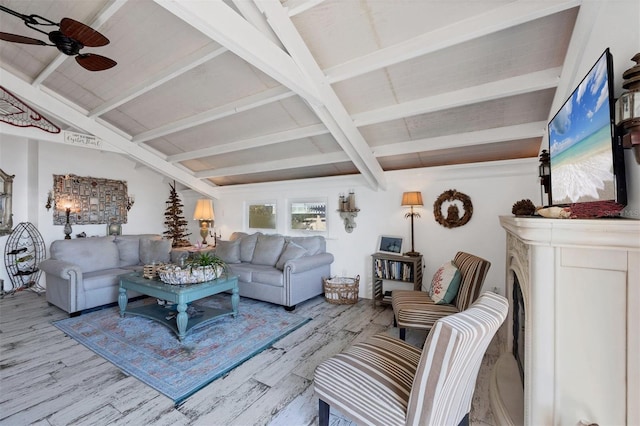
53;294;310;404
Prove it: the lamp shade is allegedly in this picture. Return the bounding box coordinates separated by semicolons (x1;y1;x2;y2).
193;199;214;221
401;191;423;207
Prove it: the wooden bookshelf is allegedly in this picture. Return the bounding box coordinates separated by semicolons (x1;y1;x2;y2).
371;252;423;306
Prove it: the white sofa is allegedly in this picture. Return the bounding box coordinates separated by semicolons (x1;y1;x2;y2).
39;234;171;315
215;232;334;310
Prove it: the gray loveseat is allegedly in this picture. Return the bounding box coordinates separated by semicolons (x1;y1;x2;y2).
39;234;171;315
215;232;334;310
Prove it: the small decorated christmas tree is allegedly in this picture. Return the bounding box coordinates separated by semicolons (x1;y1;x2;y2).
163;181;191;247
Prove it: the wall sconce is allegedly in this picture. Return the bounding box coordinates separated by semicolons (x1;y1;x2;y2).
193;198;214;245
401;191;423;257
126;195;135;211
615;52;640;164
45;190;55;211
338;190;359;233
538;149;551;206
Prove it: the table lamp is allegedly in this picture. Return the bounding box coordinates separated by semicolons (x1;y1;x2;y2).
193;199;214;245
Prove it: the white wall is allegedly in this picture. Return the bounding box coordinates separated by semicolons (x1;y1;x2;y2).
208;160;540;298
0;135;172;290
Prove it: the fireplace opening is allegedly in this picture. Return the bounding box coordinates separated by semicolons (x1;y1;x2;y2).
512;273;525;387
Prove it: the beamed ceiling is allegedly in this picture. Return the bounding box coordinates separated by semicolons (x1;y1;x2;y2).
0;0;582;197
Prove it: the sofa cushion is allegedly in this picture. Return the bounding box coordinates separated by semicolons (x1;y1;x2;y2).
83;268;131;291
288;236;325;255
275;241;308;270
114;237;140;266
215;239;241;264
250;265;284;287
227;263;254;282
50;236;119;273
139;238;171;264
252;234;285;266
232;232;260;263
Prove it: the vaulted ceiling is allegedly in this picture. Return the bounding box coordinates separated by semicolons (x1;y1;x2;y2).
0;0;580;197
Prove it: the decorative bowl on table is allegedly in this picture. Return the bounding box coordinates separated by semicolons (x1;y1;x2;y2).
157;264;223;285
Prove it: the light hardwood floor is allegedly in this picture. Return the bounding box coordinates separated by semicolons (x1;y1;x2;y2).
0;290;499;426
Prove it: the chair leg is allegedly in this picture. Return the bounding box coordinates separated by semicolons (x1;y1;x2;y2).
319;399;330;426
399;327;406;340
393;315;397;327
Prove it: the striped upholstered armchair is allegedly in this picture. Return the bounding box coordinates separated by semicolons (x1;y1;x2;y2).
314;292;508;426
392;251;491;340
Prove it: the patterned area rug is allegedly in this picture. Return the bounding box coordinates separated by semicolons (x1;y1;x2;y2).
53;294;310;404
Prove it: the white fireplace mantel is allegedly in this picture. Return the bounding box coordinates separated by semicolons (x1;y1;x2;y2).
492;216;639;426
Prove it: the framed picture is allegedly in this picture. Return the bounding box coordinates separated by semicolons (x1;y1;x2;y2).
107;223;122;236
289;199;327;233
247;201;277;230
377;235;403;255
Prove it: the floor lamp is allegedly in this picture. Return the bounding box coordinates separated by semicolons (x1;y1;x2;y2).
402;191;423;257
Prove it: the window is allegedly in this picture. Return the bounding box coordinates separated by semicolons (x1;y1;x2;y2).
290;200;326;232
247;201;277;230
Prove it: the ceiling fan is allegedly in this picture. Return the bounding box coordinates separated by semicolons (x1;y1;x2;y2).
0;5;116;71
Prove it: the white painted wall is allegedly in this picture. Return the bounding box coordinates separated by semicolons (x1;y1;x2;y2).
195;160;541;299
0;135;172;290
1;133;541;296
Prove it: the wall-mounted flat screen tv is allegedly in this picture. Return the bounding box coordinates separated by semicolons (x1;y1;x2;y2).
548;48;627;207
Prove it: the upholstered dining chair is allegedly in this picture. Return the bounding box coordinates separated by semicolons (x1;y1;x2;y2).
314;291;508;426
392;251;491;340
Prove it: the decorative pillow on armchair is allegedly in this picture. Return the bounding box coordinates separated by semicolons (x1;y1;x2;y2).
429;261;462;305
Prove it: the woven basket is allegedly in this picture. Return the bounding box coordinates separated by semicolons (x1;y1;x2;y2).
323;275;360;305
142;263;164;279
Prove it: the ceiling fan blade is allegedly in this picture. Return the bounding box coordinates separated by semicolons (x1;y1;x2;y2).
0;32;47;45
60;18;109;47
75;53;116;71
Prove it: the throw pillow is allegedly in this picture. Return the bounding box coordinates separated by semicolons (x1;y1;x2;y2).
214;239;241;264
139;238;171;264
275;241;308;270
429;261;462;305
237;232;259;263
251;234;285;266
288;236;324;255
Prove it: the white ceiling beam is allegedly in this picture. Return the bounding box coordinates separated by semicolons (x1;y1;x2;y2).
32;0;129;86
255;0;387;190
1;68;220;198
167;123;329;163
231;0;285;50
325;0;580;83
89;45;227;118
353;67;561;127
154;0;320;105
133;86;294;143
283;0;329;17
372;122;546;157
195;151;349;178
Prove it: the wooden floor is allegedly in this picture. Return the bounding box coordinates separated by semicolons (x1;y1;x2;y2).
0;290;499;426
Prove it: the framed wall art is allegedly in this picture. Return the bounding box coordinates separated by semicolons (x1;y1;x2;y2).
246;201;277;230
52;174;129;225
377;235;403;255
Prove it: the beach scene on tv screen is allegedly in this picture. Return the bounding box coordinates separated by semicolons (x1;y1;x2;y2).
549;53;615;204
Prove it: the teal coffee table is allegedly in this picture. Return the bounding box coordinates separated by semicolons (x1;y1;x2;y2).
118;272;239;341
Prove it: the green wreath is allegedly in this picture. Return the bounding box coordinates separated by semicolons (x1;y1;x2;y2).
433;189;473;228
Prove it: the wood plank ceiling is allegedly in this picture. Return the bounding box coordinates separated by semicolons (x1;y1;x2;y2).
0;0;580;196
